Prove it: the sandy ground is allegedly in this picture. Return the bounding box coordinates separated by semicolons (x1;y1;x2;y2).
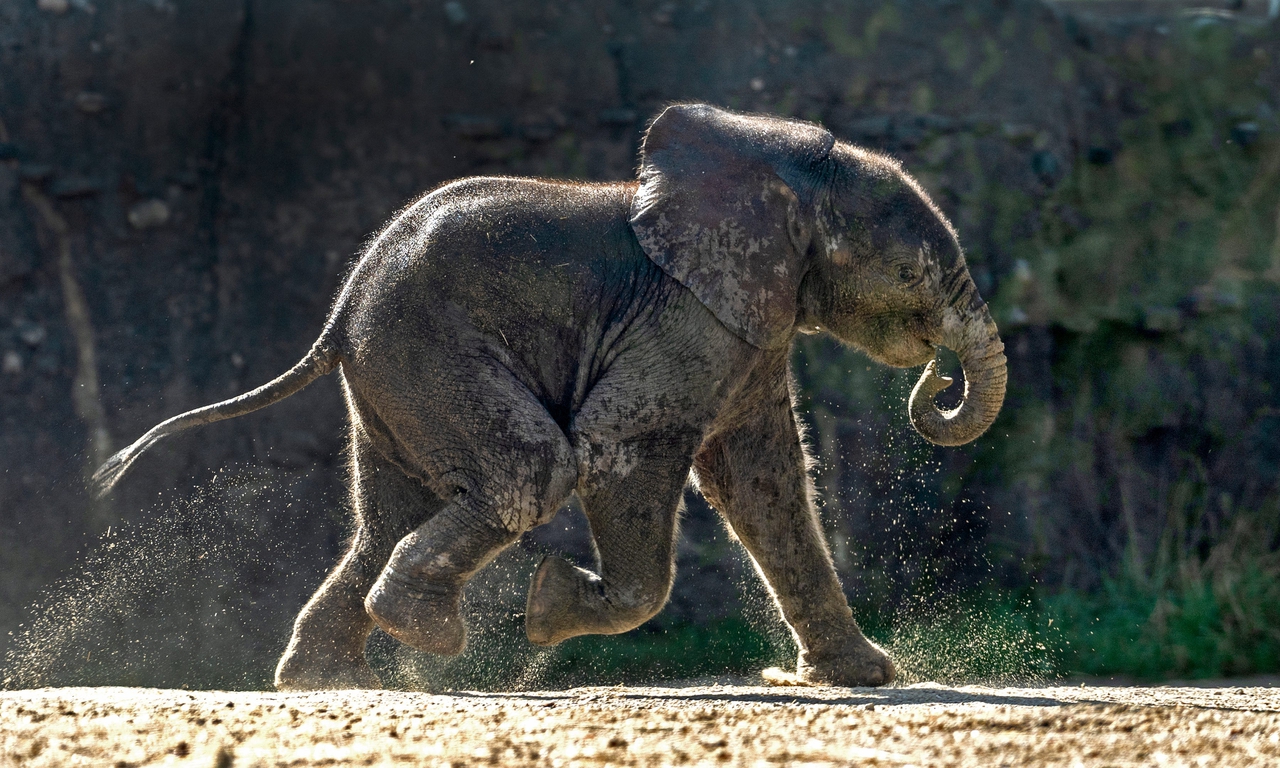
3;681;1280;767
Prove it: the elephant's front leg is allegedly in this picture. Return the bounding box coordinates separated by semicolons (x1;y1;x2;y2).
521;344;709;649
693;372;895;687
524;431;702;645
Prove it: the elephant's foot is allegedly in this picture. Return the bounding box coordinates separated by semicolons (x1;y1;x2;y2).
797;636;896;687
526;556;667;645
274;651;383;692
528;556;625;645
364;574;467;656
525;556;591;645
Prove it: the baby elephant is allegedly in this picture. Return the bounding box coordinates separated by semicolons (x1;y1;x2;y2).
94;103;1006;690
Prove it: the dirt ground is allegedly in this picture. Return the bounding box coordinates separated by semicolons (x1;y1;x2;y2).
3;681;1279;767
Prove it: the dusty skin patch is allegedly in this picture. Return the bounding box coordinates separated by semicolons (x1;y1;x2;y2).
3;683;1280;766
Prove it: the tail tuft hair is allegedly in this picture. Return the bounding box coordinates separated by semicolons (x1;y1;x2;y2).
90;436;162;499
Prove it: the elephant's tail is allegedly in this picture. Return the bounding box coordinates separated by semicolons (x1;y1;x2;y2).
90;340;341;499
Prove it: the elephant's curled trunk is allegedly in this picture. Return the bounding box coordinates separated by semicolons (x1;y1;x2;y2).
908;305;1007;447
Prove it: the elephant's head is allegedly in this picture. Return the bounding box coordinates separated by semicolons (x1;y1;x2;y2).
630;104;1006;447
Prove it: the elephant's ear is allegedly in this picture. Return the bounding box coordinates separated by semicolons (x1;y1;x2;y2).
630;104;834;348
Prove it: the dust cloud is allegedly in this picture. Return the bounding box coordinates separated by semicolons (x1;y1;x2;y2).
5;445;1053;693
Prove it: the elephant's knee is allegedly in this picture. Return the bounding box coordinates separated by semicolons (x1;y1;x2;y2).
496;439;576;532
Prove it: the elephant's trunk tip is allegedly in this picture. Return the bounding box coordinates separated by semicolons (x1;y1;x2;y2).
912;360;953;400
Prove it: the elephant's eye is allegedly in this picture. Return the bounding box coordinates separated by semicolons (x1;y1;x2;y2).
897;265;917;282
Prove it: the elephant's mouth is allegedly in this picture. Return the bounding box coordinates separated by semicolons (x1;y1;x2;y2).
866;336;937;369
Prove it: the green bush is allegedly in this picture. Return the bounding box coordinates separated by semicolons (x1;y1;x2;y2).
1048;510;1280;680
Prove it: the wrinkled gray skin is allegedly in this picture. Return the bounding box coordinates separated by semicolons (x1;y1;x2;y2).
92;104;1006;691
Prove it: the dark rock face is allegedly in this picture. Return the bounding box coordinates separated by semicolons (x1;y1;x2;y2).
2;0;1276;687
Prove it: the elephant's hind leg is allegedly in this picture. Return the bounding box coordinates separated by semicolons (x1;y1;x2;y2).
363;503;527;656
275;433;440;691
357;354;578;657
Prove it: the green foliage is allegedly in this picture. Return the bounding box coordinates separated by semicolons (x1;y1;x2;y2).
953;17;1280;597
1049;571;1280;680
866;591;1058;685
448;529;1280;686
431;550;1280;687
1048;502;1280;680
871;496;1280;683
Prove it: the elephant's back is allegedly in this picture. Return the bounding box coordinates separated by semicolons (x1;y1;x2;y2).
330;175;669;410
355;177;638;293
336;177;634;320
